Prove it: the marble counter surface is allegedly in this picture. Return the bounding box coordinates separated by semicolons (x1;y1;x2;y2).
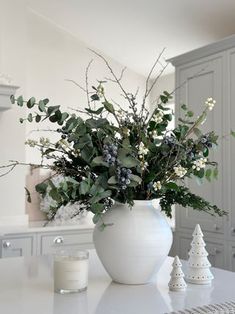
0;250;234;314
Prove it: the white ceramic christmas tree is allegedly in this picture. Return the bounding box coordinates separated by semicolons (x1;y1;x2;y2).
185;224;214;285
168;256;187;291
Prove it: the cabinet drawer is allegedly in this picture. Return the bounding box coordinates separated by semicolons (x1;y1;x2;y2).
38;231;93;255
1;235;34;258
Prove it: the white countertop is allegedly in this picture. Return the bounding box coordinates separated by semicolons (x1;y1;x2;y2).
0;250;234;314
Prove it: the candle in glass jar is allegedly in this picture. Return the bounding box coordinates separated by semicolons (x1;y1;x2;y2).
54;250;89;294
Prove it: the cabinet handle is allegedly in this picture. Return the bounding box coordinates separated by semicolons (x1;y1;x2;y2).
53;236;64;245
232;252;235;258
214;224;219;231
3;241;11;249
231;228;235;234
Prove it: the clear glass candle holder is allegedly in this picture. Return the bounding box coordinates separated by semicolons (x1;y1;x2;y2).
54;250;89;294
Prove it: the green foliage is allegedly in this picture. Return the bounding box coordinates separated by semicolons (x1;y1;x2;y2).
11;76;227;223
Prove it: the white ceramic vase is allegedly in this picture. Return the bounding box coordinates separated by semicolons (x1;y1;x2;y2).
93;200;173;285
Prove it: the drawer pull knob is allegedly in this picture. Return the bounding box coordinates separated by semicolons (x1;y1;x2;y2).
54;237;64;245
231;228;235;233
3;241;11;249
232;252;235;258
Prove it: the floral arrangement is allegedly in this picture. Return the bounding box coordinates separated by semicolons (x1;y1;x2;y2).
3;53;227;226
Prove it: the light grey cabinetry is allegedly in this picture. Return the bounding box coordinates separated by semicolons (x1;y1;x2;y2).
175;53;226;235
169;35;235;270
227;47;235;239
0;226;94;258
37;230;93;255
1;234;35;258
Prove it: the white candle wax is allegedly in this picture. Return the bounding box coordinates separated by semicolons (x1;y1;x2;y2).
54;254;89;293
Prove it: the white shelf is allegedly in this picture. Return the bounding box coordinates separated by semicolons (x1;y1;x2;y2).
0;84;19;110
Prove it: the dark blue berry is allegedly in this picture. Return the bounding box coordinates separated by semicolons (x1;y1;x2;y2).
103;143;118;165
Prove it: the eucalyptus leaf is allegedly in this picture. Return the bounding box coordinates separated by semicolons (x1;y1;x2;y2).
108;176;117;184
38;100;46;112
79;181;89;195
130;174;142;183
102;100;115;113
27;97;36;109
91;156;109;167
17;96;24;107
205;168;212;182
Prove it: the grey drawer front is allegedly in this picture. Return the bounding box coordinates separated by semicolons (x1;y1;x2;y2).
39;231;93;255
1;236;34;258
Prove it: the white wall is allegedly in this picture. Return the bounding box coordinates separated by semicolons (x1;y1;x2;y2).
149;72;175;112
0;0;28;223
0;0;147;223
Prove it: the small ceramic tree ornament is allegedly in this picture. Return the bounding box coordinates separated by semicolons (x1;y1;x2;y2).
186;224;214;285
168;256;187;291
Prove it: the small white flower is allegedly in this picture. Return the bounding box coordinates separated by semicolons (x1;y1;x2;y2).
140;161;148;171
192;157;207;171
138;142;149;156
25;139;38;147
174;165;187;178
205;97;216;111
122;127;130;136
58;139;70;149
152;111;164;124
39;137;50;147
114;132;122;140
153;181;162;191
74;149;81;157
116;110;126;119
151;130;159;140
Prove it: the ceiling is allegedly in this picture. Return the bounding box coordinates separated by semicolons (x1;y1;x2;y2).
28;0;235;77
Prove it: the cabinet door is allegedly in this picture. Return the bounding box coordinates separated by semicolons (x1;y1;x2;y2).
227;48;235;239
1;236;34;258
228;243;235;271
175;53;225;234
178;234;225;269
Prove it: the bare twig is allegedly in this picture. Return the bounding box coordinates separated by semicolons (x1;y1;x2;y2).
104;66;127;83
147;65;209;125
0;161;51;178
65;79;87;93
85;59;94;113
145;48;166;96
141;48;166;112
134;87;140;98
89;49;133;108
146;62;169;99
28;128;59;135
68;107;91;116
